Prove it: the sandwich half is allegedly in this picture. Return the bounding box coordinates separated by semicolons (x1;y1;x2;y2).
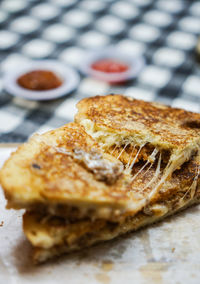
75;94;200;204
0;123;133;222
1;94;200;263
2;118;199;222
23;152;200;263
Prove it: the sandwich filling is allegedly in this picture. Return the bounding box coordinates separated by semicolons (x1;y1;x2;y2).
25;196;200;264
76;95;200;208
1;94;200;263
24;151;200;262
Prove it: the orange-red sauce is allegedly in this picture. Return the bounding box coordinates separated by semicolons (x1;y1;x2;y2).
91;59;129;73
17;70;62;91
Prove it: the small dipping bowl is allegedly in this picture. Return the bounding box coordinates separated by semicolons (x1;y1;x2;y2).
80;47;145;83
3;60;80;100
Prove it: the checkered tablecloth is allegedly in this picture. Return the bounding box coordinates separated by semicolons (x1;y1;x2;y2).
0;0;200;143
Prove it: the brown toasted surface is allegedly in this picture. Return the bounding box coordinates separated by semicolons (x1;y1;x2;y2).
75;94;200;151
116;152;200;209
24;153;200;263
0;123;131;220
1;121;200;221
23;153;200;255
24;191;200;263
2;95;200;223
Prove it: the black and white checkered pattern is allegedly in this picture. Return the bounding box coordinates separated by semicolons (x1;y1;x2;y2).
0;0;200;143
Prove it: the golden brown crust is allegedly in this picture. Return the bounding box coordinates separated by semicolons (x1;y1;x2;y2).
24;195;200;263
2;95;200;263
75;94;200;150
0;123;133;221
75;95;200;201
1;120;200;222
23;154;200;254
24;151;200;263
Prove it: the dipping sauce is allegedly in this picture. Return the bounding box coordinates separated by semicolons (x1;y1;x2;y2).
91;59;129;73
17;70;63;91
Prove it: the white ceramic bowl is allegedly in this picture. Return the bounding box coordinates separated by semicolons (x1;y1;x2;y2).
3;60;80;101
79;47;145;83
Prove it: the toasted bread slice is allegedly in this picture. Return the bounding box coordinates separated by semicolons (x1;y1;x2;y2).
23;153;200;263
26;198;200;264
1;123;138;221
1;119;200;222
75;95;200;191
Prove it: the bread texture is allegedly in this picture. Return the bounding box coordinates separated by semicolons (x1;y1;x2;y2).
24;153;200;263
27;197;200;264
1;94;200;263
76;95;200;151
0;123;132;221
24;195;200;263
2;119;199;222
75;95;200;174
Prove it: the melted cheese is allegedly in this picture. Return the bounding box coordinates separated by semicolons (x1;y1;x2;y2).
80;119;147;148
144;152;162;192
55;146;124;185
148;149;194;202
117;143;129;160
131;148;158;182
129;143;146;170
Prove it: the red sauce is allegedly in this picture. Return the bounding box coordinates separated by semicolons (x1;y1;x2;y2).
17;70;63;91
91;59;129;73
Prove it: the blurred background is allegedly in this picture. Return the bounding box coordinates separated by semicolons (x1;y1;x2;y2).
0;0;200;143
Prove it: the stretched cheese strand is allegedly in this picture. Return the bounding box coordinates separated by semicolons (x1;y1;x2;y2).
143;152;162;192
142;162;154;177
148;150;193;201
178;151;200;206
129;143;146;170
131;148;158;182
126;145;135;169
117;143;129;160
127;153;162;212
131;160;150;182
110;144;118;155
190;164;200;199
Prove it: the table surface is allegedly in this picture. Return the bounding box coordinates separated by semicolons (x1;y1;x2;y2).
0;0;200;143
1;2;200;282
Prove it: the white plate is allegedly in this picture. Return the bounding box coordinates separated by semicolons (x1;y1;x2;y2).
3;60;80;101
79;47;145;83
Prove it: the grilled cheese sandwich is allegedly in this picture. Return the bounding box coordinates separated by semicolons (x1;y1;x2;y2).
76;95;200;170
1;123;134;221
23;152;200;262
76;95;200;203
1;94;200;263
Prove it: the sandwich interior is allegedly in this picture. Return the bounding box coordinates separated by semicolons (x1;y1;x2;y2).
23;154;200;263
76;95;200;197
1;95;200;263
